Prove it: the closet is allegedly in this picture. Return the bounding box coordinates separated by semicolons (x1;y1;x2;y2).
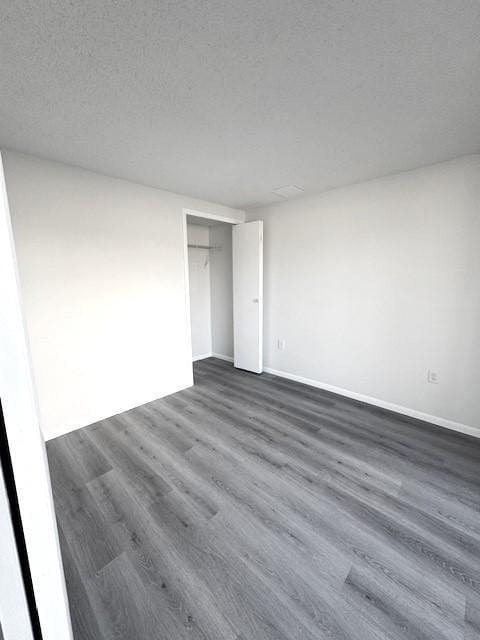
187;216;234;363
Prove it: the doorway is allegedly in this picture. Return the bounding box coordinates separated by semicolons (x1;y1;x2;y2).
185;214;235;364
182;209;264;375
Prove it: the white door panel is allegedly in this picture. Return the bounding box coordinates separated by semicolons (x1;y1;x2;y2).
233;221;263;373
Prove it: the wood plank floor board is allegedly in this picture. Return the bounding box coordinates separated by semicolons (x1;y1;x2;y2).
465;597;480;640
140;402;199;444
91;465;313;639
124;404;197;454
148;491;323;640
254;458;468;632
169;386;413;521
321;465;480;565
152;400;245;472
86;418;173;506
53;428;113;483
191;375;480;516
108;419;221;521
47;439;122;578
164;390;293;473
202;359;480;463
183;374;426;474
87;551;183;640
398;481;480;541
57;523;107;640
181;444;352;591
123;411;343;583
321;481;480;598
183;380;405;497
195;365;480;487
87;470;232;640
47;358;480;639
340;563;455;640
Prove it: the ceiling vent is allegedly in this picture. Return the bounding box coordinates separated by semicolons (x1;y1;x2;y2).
272;185;305;199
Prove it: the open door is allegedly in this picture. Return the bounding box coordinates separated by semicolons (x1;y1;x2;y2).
232;221;263;373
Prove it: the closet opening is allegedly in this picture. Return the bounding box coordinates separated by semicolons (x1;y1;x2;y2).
185;213;235;366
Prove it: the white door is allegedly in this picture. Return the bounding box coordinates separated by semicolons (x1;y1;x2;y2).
232;221;263;373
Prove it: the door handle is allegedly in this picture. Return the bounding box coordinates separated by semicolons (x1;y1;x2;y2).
252;298;259;303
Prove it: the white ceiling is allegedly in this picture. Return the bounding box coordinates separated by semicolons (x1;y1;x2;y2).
2;1;480;209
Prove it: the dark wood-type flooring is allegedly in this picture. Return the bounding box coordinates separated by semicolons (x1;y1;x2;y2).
47;358;480;639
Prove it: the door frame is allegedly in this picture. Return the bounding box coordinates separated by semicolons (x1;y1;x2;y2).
0;152;73;640
0;400;40;640
182;208;240;376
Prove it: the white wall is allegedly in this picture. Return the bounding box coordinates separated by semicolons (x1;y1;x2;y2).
4;152;244;440
187;225;212;358
210;224;234;359
248;155;480;433
0;152;73;639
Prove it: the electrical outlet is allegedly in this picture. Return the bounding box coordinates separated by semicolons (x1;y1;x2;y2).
427;369;439;384
277;339;286;351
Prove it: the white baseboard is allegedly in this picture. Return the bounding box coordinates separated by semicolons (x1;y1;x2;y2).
264;366;480;439
192;352;212;362
211;352;234;363
192;352;234;363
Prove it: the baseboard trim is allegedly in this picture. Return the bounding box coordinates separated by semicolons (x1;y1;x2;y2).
211;352;234;363
192;352;212;362
192;352;234;363
264;366;480;439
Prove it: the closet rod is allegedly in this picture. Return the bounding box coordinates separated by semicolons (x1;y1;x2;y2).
187;243;220;250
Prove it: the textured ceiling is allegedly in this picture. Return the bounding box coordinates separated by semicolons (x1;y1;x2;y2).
1;1;480;209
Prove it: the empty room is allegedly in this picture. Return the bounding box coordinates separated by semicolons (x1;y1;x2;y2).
1;2;480;640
